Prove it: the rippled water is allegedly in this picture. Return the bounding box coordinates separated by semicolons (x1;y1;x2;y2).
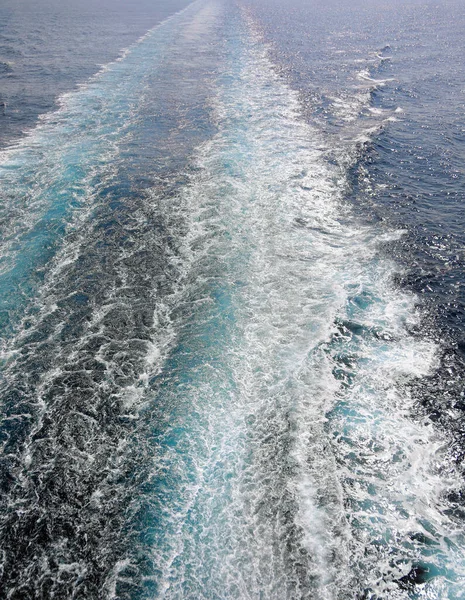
0;0;464;598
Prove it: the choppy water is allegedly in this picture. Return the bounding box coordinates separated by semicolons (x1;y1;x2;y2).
1;0;465;598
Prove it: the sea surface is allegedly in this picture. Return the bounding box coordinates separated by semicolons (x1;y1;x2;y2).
0;0;465;598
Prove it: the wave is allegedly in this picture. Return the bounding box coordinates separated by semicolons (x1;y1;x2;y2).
0;60;13;73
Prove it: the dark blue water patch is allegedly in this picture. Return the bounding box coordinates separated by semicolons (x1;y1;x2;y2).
348;115;465;330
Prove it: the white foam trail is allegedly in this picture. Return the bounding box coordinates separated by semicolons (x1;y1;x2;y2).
326;50;398;135
357;68;394;86
121;8;465;600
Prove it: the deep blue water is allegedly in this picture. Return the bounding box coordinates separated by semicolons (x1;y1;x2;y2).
1;0;465;598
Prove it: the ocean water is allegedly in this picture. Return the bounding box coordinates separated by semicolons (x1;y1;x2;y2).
0;0;464;598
